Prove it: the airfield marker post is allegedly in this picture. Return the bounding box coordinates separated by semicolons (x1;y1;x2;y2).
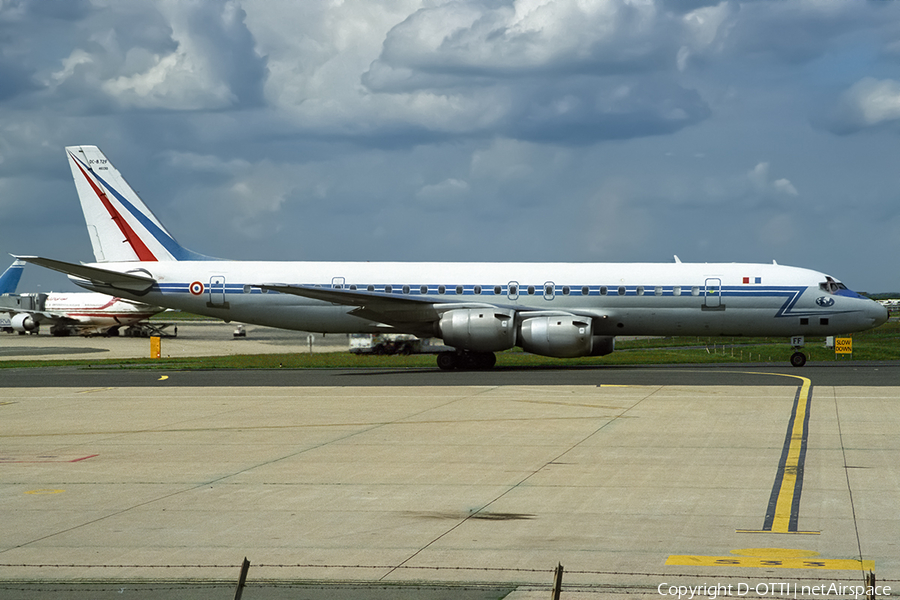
150;336;161;359
233;557;250;600
551;562;564;600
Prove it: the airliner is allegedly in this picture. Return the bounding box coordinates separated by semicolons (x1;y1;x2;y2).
1;259;164;336
17;145;888;367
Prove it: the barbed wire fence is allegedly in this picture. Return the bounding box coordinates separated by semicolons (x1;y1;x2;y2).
1;562;896;598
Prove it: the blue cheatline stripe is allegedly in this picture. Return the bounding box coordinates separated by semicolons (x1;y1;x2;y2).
156;280;816;311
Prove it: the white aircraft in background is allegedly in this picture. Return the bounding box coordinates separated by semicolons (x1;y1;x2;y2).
0;259;164;336
18;145;888;367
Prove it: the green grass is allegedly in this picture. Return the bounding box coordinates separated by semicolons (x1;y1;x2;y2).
3;321;899;370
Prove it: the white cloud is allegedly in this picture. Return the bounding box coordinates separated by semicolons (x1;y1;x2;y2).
415;178;469;207
748;162;798;198
827;77;900;134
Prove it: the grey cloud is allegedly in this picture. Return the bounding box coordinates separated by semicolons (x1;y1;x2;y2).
368;0;681;79
500;77;710;143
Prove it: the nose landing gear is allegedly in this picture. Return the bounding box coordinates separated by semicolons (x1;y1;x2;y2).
789;335;807;367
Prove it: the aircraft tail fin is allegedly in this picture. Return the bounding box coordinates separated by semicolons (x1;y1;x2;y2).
66;146;213;263
0;258;26;294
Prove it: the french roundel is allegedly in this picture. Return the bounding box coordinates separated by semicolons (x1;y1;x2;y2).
189;281;204;296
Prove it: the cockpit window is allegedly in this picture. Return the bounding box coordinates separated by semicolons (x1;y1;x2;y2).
819;277;848;294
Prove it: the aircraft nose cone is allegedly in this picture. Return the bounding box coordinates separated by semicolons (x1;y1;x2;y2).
869;300;889;327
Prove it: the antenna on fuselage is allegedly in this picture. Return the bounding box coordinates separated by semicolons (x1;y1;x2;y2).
673;255;682;264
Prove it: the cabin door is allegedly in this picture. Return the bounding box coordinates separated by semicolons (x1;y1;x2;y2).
704;278;722;309
208;276;228;308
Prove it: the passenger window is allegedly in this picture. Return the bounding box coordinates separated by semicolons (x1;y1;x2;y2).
527;285;535;295
673;286;681;296
600;286;608;296
562;286;570;295
402;285;410;294
367;285;374;292
581;286;589;295
420;285;428;294
509;284;518;295
385;285;392;293
439;285;445;294
456;285;463;295
618;286;626;296
474;285;482;294
243;285;251;294
636;286;644;296
494;285;502;295
691;286;699;296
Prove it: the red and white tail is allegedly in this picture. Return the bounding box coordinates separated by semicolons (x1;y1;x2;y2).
66;146;207;263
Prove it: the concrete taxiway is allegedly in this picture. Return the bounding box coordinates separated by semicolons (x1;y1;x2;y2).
0;323;900;600
0;320;348;361
1;323;899;599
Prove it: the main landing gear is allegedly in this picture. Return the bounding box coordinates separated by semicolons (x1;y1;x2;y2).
436;350;497;371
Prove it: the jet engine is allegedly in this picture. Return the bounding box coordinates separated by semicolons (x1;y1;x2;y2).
438;308;516;352
519;316;593;357
11;313;38;333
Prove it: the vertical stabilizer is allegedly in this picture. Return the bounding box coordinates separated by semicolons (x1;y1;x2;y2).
0;259;26;294
66;146;210;262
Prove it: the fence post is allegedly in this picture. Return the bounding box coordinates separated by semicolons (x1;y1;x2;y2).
234;557;250;600
551;562;564;600
866;571;876;600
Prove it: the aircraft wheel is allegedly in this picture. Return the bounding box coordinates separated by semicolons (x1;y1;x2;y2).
790;351;807;367
473;352;496;370
436;352;457;370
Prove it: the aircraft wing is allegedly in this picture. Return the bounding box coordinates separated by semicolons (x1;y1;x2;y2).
15;256;156;293
262;284;507;335
1;308;77;326
260;283;611;334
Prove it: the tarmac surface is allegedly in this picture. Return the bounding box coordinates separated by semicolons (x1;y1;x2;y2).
1;322;899;599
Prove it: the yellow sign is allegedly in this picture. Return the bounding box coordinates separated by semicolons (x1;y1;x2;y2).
835;337;852;354
150;336;161;359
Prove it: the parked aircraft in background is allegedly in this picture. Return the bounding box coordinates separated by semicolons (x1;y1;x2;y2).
0;291;165;336
18;145;888;367
0;259;25;294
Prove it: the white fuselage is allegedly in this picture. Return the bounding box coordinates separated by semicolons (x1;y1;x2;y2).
44;293;160;333
73;260;887;339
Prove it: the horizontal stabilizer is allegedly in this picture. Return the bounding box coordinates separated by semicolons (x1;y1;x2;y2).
15;256;156;293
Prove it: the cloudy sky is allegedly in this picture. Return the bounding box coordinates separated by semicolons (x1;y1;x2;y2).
2;0;899;293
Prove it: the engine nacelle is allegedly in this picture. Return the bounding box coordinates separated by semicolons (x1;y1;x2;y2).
438;308;516;352
11;313;38;333
519;316;596;358
590;335;615;357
